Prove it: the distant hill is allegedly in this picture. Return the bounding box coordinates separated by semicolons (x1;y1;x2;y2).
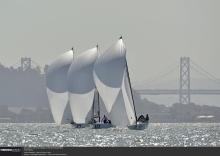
0;64;49;107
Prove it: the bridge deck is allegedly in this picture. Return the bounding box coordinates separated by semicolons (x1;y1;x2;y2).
135;90;220;95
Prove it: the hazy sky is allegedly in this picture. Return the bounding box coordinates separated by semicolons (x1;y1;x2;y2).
1;0;220;106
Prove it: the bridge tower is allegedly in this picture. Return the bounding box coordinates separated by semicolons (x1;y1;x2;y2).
179;57;191;104
21;57;31;71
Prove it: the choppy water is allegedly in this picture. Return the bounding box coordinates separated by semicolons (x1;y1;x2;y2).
0;123;219;147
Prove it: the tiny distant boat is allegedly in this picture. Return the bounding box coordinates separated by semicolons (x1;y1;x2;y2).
46;48;74;124
93;36;148;130
67;46;98;128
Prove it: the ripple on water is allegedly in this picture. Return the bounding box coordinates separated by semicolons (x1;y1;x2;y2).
0;123;220;147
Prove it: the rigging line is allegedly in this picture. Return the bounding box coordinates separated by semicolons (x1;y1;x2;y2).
125;58;138;125
191;66;220;86
190;60;220;82
126;57;139;90
97;89;100;122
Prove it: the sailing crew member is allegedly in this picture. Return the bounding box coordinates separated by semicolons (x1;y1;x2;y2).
102;115;108;123
146;114;149;122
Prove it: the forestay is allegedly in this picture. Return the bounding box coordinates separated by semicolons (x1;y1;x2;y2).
93;39;136;126
46;50;74;124
67;47;98;124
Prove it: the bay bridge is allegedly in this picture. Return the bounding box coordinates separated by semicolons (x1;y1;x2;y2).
132;57;220;105
10;57;220;105
12;57;46;74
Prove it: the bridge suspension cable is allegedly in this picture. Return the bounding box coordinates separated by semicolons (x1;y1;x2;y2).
10;58;45;74
12;61;21;68
190;60;220;82
31;60;45;70
190;66;220;89
132;60;180;90
133;58;220;91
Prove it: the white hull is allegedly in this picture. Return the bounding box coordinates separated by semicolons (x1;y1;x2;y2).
93;122;113;129
74;123;91;128
127;122;148;130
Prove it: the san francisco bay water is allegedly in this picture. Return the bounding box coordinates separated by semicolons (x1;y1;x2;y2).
0;123;219;147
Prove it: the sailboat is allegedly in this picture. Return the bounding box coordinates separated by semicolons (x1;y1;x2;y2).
92;87;113;129
93;36;148;130
67;46;99;128
46;48;74;124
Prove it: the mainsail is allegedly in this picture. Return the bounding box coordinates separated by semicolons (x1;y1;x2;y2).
46;49;74;124
92;88;100;119
67;46;98;124
92;89;110;123
93;37;136;126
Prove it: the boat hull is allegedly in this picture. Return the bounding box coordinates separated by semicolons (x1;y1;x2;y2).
74;123;91;128
92;122;113;129
127;122;148;130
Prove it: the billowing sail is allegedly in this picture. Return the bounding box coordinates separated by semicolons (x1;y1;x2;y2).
93;38;136;126
46;50;74;124
67;47;98;124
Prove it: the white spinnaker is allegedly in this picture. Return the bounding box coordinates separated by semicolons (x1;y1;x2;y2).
93;39;136;126
67;47;98;124
46;50;73;124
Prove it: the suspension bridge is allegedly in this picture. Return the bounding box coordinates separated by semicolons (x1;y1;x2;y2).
132;57;220;104
8;57;220;105
12;57;46;74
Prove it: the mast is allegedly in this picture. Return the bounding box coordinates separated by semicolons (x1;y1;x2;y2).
97;90;100;122
92;87;101;123
121;36;138;125
71;47;74;60
125;59;138;124
95;44;101;122
91;91;95;123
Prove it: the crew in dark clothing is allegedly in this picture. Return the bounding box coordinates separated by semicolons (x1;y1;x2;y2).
102;115;108;123
146;114;149;122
